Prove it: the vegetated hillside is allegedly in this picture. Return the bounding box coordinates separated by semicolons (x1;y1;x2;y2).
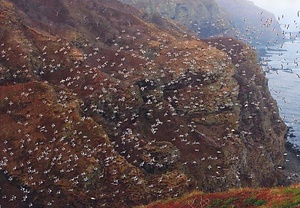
0;0;287;207
139;184;300;208
119;0;284;46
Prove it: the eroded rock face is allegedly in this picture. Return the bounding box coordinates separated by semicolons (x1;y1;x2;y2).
140;141;181;174
204;37;287;189
215;0;284;45
0;0;287;207
119;0;283;45
120;0;232;38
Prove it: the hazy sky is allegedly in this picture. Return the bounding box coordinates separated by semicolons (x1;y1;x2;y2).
250;0;300;31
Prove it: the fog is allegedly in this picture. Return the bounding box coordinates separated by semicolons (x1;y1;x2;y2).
250;0;300;31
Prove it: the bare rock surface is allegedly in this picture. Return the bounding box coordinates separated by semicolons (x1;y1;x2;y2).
0;0;287;207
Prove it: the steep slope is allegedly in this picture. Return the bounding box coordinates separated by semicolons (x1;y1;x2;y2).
215;0;284;46
0;0;287;207
0;81;149;207
119;0;233;38
119;0;284;45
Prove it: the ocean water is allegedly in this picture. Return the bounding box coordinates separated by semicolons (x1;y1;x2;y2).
260;39;300;150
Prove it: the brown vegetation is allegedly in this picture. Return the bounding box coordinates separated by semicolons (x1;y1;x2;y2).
0;0;288;207
140;185;300;208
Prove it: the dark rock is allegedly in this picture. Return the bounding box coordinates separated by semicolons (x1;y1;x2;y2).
141;141;181;174
0;0;287;207
119;0;284;46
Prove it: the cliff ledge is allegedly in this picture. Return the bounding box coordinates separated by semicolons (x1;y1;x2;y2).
0;0;287;207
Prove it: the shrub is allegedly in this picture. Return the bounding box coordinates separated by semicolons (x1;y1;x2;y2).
244;197;267;207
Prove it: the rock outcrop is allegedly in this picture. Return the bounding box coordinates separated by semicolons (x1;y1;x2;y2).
119;0;233;38
0;0;287;207
119;0;284;45
215;0;284;46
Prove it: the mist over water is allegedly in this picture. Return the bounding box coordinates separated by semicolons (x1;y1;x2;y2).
250;0;300;31
241;0;300;151
262;38;300;150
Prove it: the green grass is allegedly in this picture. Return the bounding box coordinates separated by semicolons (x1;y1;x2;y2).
281;187;300;196
274;188;300;208
253;200;267;206
244;197;267;207
208;198;222;208
207;197;239;208
221;197;239;208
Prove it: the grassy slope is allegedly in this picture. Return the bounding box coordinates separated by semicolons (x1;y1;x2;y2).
140;184;300;208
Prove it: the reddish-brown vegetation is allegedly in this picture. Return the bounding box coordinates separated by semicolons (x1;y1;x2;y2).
0;0;288;207
141;185;300;208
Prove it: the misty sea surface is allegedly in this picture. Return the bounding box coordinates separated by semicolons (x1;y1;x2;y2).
261;37;300;150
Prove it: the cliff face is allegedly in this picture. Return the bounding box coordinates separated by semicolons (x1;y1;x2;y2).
0;0;287;207
204;38;287;188
119;0;232;38
119;0;284;45
215;0;284;46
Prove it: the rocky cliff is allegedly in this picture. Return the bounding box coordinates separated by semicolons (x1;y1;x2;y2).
215;0;284;46
0;0;287;207
119;0;284;46
119;0;233;38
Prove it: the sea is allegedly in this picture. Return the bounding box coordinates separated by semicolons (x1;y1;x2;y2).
259;36;300;151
